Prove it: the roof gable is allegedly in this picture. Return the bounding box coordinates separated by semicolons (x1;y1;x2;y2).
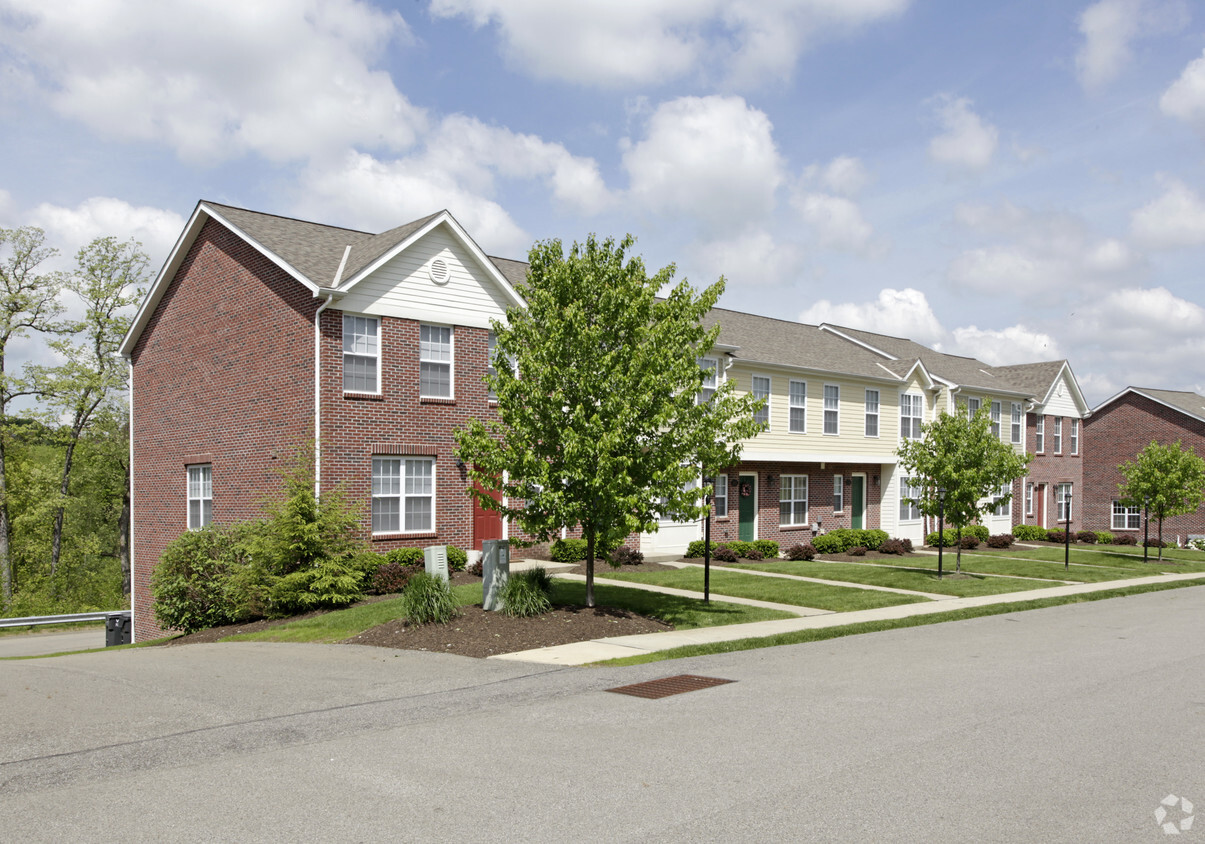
1095;387;1205;425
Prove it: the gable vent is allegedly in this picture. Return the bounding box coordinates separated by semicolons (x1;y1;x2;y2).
429;258;450;285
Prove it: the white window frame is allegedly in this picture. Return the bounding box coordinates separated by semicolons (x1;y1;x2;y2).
823;384;840;435
864;389;880;437
1053;417;1063;454
833;474;844;514
419;324;454;399
992;483;1010;517
1011;402;1022;444
187;464;212;530
1025;482;1034;516
789;379;807;433
990;401;1001;439
1112;500;1140;531
1035;415;1044;453
1056;482;1072;523
752;374;771;429
967;397;981;419
780;474;809;526
342;314;380;394
1070;418;1079;455
900;392;923;440
698;357;719;404
713;474;728;518
899;477;921;522
372;456;435;534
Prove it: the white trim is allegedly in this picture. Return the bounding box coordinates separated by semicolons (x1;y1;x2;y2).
1035;361;1091;417
788;379;807;433
186;464;213;530
899;391;924;441
832;474;844;514
1111;500;1141;531
851;472;868;529
1053;416;1063;454
419;322;455;399
739;449;901;464
864;388;880;438
1035;415;1045;454
127;359;136;643
823;383;840;436
342;312;382;395
817;324;898;360
371;456;436;535
314;293;335;498
751;372;771;430
1010;401;1023;445
898;475;922;523
779;473;809;527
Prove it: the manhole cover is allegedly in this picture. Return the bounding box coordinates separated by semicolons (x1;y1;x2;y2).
606;674;735;700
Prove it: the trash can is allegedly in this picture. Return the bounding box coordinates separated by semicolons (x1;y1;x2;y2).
105;612;131;646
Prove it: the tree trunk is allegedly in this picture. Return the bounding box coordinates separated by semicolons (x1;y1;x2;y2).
1158;516;1165;562
0;431;9;605
955;525;963;574
49;433;79;582
585;527;595;608
119;472;130;597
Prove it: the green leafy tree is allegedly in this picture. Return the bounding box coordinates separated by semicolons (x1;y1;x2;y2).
1118;440;1205;561
0;227;63;605
455;234;764;606
897;404;1031;572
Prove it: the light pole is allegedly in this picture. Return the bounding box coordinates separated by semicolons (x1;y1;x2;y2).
937;486;946;580
1143;495;1150;565
1063;489;1072;571
702;484;712;604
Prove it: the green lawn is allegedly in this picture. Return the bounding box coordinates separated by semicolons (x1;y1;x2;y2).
224;579;794;644
730;560;1057;597
596;567;925;612
868;553;1144;583
974;544;1205;571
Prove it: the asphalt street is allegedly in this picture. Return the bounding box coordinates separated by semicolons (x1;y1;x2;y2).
2;586;1203;842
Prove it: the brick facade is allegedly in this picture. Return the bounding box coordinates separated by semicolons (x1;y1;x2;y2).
1013;412;1083;533
1082;393;1205;541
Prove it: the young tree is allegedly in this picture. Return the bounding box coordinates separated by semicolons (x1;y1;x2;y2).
0;226;63;605
896;404;1031;572
1118;440;1205;561
28;237;146;585
455;234;764;606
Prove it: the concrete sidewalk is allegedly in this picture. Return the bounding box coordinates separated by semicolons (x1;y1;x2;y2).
490;570;1205;666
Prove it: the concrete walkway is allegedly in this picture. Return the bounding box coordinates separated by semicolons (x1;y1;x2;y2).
490;570;1205;666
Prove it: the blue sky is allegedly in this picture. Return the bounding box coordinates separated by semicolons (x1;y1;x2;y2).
4;0;1205;406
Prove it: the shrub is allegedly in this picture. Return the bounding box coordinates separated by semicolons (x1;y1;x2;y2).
369;562;418;595
713;544;738;562
267;556;364;617
861;529;889;551
959;535;980;550
786;543;816;561
1144;538;1169;548
1113;534;1137;546
401;572;458;624
811;533;843;554
550;538;588;562
610;546;644;567
847;545;867;557
724;540;754;557
986;534;1013;549
752;539;780;558
1190;537;1205;552
466;558;483;577
686;539;712;558
1095;531;1114;545
1012;524;1048;542
925;529;959;548
1046;529;1068;543
967;525;990;542
384;547;425;567
879;539;907;556
447;546;468;571
501;568;553;618
1077;531;1097;544
744;548;765;561
151;526;241;633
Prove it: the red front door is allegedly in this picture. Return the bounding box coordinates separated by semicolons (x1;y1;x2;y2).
1036;484;1046;528
472;482;503;550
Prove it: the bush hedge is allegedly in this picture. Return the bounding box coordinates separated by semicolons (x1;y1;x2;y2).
1095;531;1114;545
812;529;888;554
1047;529;1068;543
610;546;644;567
1012;524;1048;542
785;543;816;560
1076;531;1097;544
1113;534;1137;546
879;539;908;555
959;535;980;550
986;534;1013;549
685;539;779;559
713;544;738;562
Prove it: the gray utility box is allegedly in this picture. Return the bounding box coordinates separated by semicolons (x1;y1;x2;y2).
105;612;131;646
481;539;510;611
424;545;449;583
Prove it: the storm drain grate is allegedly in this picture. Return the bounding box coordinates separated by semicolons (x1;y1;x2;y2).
606;674;735;700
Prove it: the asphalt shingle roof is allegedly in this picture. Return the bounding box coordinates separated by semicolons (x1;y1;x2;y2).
1127;387;1205;421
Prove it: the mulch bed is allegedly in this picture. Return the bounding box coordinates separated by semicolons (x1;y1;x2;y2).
681;551;919;565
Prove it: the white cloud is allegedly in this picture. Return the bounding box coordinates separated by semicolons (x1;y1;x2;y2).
794;193;874;251
802;155;871;196
949;325;1062;365
429;0;909;88
27;197;185;270
1162;49;1205;133
1077;0;1188;90
693;228;804;287
1130;179;1205;248
799;287;944;345
623;96;784;234
0;0;426;164
928;96;998;173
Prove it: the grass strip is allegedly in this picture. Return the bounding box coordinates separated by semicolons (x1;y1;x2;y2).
598;567;924;611
731;560;1055;597
593;578;1205;667
973;545;1205;571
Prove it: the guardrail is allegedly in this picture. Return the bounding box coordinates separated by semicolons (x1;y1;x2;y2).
0;610;131;646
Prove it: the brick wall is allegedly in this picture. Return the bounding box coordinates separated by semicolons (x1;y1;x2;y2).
130;219;316;641
1014;412;1083;533
1082;392;1205;540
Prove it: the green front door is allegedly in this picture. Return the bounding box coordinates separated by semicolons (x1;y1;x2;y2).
738;474;756;541
851;476;864;529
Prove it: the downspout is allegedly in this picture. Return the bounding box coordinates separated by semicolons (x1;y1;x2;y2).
314;246;352;499
127;356;135;642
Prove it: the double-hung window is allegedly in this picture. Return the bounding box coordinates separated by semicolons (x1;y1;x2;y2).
864;389;879;437
990;401;1001;439
420;324;453;398
992;483;1010;517
187;464;212;530
823;385;839;435
780;475;808;526
1053;417;1063;454
343;314;379;393
833;475;844;513
698;358;718;404
899;477;921;521
1025;482;1034;516
1035;416;1045;453
752;375;770;429
713;475;728;518
1011;403;1022;444
372;457;434;534
789;380;807;433
1070;419;1079;455
1112;501;1140;530
900;393;923;440
967;397;981;419
1056;482;1072;523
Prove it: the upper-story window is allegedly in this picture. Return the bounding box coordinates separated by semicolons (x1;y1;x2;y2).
864;389;879;437
1070;418;1079;455
1011;402;1022;444
487;331;498;402
823;385;839;435
900;393;923;440
187;464;212;530
752;375;770;429
698;357;718;403
789;380;807;433
1035;416;1045;453
1053;417;1063;454
420;324;453;398
967;397;981;418
343;314;379;393
990;401;1001;439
